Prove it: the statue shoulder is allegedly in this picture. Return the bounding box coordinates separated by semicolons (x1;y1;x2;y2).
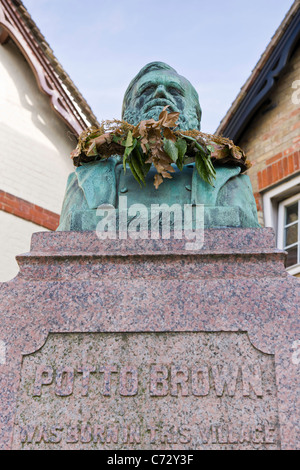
191;165;241;205
191;165;260;228
67;158;121;209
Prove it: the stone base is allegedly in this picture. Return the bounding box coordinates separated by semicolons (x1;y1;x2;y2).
0;228;299;450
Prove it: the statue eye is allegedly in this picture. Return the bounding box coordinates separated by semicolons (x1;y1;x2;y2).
142;85;155;95
168;86;183;96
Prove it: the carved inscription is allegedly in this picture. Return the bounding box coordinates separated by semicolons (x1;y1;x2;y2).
32;363;263;398
12;332;280;449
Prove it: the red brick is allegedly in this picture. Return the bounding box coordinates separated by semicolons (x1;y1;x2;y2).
290;108;300;118
272;161;279;183
288;154;295;174
267;165;273;185
48;215;59;224
258;171;263;190
292;121;300;131
295;151;300;171
47;220;59;231
262;132;272;141
266;152;283;166
1;202;11;212
19;202;31;216
284;146;294;157
278;159;284;180
0;191;59;230
4;195;18;206
253;192;262;212
1;192;10;200
262;169;268;188
283;157;289;177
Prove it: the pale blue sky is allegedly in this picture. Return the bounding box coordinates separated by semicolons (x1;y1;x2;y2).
23;0;294;133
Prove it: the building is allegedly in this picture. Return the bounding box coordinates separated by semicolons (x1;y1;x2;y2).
0;0;99;281
217;0;300;276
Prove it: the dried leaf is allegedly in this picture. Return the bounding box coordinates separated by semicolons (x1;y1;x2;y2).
163;127;177;142
86;142;98;157
70;147;81;158
159;106;179;128
154;174;163;189
210;144;230;160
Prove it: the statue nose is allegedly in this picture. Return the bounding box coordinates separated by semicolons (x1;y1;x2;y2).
154;85;168;98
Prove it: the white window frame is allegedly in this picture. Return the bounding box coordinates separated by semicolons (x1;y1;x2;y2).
278;194;300;275
263;175;300;275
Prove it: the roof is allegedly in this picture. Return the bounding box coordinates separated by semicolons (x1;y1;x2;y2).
216;0;300;142
0;0;100;135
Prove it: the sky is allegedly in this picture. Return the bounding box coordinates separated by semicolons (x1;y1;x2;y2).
22;0;295;133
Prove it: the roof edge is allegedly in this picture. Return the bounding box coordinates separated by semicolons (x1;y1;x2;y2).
216;0;300;141
0;0;99;135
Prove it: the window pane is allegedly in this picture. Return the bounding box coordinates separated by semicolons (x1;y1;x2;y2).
286;246;298;267
286;203;298;225
285;223;298;247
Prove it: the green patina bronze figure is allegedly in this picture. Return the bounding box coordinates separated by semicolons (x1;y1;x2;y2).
57;62;259;231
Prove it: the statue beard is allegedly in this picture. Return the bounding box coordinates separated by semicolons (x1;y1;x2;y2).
123;105;200;131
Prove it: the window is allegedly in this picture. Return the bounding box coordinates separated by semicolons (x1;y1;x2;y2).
263;175;300;276
278;194;300;274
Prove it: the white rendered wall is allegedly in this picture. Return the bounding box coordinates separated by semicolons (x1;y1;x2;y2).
0;39;76;214
0;211;48;282
0;39;78;282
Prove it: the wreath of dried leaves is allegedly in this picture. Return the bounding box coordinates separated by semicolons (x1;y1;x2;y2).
71;107;251;189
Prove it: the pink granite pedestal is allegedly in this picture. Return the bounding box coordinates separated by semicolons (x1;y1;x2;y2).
0;228;299;450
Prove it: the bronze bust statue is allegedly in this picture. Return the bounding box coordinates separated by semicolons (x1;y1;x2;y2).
57;62;259;231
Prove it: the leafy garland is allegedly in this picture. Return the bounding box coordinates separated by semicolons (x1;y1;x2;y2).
71;106;251;189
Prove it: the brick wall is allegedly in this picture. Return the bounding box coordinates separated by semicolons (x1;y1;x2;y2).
257;148;300;191
239;44;300;226
0;190;59;230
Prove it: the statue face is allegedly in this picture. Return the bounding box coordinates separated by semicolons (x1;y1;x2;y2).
122;64;201;130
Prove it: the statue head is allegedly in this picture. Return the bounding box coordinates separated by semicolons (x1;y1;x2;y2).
122;62;202;131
